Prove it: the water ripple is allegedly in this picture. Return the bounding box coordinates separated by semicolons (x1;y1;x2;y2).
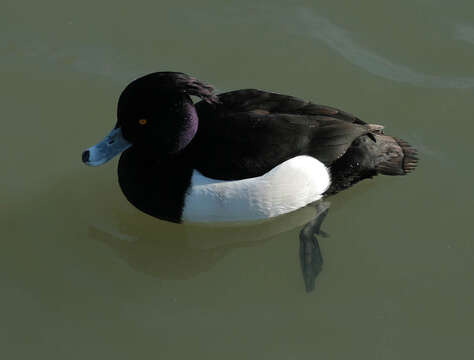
299;10;474;89
455;24;474;45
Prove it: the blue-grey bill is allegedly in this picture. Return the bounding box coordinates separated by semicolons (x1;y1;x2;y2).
83;127;132;166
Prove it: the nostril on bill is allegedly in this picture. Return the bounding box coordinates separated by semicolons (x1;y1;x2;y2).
82;150;90;163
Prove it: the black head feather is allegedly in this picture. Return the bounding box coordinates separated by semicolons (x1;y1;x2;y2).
133;72;219;104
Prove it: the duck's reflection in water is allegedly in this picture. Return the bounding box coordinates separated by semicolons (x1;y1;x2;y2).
88;200;330;292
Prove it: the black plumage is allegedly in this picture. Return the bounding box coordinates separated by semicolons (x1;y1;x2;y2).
84;72;418;222
190;88;417;191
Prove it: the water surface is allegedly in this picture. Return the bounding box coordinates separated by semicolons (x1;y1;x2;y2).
2;1;474;359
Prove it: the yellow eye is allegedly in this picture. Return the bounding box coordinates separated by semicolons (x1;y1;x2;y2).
138;119;147;125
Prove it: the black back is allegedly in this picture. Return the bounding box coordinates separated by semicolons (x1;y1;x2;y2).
190;89;370;180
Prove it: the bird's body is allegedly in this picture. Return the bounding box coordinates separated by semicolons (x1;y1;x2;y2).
83;72;417;224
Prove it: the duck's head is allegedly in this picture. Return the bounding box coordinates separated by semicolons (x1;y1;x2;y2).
82;72;218;166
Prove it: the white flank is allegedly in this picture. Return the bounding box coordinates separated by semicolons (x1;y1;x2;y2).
182;156;330;223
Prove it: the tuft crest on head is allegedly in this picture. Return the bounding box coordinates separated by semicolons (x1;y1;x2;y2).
133;72;220;105
173;72;220;104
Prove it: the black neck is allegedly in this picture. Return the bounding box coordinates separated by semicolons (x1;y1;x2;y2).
117;148;193;223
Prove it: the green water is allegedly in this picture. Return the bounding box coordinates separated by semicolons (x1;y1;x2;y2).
2;1;474;359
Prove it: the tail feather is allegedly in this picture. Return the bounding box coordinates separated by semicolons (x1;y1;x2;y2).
326;131;418;195
395;138;419;174
375;135;419;176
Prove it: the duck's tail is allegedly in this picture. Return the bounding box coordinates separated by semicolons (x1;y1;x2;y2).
326;125;418;195
373;134;419;176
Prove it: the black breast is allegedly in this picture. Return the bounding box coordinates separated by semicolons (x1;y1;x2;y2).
118;149;194;223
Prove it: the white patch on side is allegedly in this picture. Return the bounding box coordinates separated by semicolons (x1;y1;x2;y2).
182;156;330;223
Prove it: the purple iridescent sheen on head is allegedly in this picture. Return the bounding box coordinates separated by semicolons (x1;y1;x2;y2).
178;101;199;151
114;72;219;155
